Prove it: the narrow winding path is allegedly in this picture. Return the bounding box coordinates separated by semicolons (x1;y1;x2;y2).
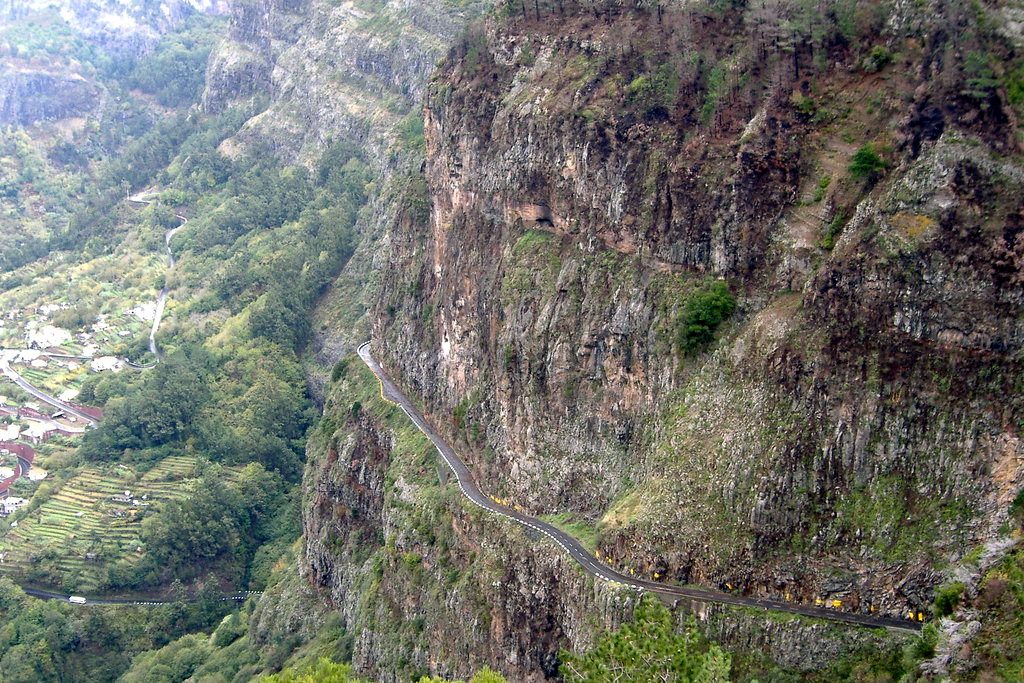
0;360;99;426
357;343;922;635
128;193;186;361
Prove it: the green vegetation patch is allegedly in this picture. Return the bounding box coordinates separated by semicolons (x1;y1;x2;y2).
560;596;731;681
676;280;737;355
968;549;1024;678
502;228;562;296
848;144;888;182
0;456;244;593
539;512;599;553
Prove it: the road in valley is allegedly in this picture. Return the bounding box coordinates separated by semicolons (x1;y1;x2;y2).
19;586;261;606
0;358;99;426
357;342;923;635
127;193;186;360
0;194;186;407
0;195;267;608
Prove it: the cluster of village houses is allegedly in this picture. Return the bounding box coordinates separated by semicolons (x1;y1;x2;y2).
3;300;159;374
0;402;83;444
0;303;162;525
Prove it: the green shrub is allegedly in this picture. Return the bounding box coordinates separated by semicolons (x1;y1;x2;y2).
331;359;349;382
813;174;832;202
503;344;516;372
626;62;679;118
820;207;849;250
518;39;535;67
793;94;817;117
933;582;964;617
402;552;421;570
397;111;425;152
848;145;887;182
677;280;737;355
1011;487;1024;522
560;596;731;681
864;46;893;73
452;398;470;429
963;51;1000;107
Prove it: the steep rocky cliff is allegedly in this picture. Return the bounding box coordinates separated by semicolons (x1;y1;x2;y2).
0;63;101;125
284;361;906;681
202;0;491;164
220;0;1024;680
299;0;1024;677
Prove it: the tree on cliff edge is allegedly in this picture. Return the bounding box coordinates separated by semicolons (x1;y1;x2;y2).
559;596;731;682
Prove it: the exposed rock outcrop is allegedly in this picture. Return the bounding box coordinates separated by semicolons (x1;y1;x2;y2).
0;64;101;125
281;1;1024;679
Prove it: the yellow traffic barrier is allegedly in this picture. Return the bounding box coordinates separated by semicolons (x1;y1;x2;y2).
726;583;733;591
815;598;824;606
917;612;924;622
831;600;842;609
653;572;660;579
907;611;914;620
785;593;791;601
870;605;876;613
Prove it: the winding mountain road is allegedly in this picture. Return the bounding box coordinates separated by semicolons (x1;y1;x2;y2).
0;359;99;426
128;193;185;361
357;343;922;635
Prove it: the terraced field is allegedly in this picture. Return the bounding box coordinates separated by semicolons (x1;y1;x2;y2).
0;455;240;592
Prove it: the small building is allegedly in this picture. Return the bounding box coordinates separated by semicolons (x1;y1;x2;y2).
0;497;27;517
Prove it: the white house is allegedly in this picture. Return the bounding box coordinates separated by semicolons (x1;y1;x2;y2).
0;497;26;516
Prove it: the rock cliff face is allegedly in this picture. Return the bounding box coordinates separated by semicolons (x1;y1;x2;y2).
284;0;1024;679
202;0;491;163
288;364;904;681
0;63;101;125
361;0;1022;655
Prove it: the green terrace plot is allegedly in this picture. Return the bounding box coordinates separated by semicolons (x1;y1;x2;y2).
0;455;242;593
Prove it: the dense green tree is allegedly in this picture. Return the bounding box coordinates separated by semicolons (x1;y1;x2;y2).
676;280;737;355
559;597;731;682
848;144;888;183
125;16;223;107
79;355;211;459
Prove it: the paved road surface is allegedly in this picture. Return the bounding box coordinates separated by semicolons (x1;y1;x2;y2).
128;194;186;360
0;360;99;426
20;586;261;606
357;343;922;635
